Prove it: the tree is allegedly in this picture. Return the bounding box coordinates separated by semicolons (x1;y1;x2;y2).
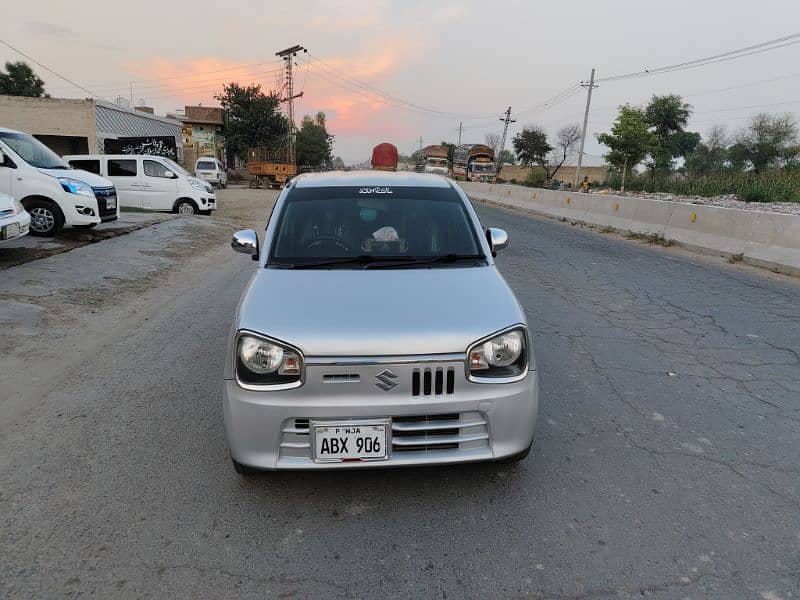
0;61;48;97
513;126;552;176
597;105;654;191
731;113;799;173
684;125;729;176
440;141;456;166
644;94;695;174
215;83;288;160
331;156;346;170
296;112;333;168
499;148;516;165
548;124;581;181
484;132;502;156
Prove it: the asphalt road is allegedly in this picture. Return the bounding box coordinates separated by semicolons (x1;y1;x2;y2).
2;195;799;599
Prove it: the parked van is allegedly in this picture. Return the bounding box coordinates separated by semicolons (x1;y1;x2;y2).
0;127;118;236
64;154;216;215
195;157;227;188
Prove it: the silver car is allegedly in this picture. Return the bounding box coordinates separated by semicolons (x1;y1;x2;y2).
225;171;538;472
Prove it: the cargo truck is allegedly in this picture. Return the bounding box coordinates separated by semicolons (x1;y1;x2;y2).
420;145;449;176
371;143;398;171
452;144;496;183
247;147;296;189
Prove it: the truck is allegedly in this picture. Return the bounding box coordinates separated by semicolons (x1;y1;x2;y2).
452;144;496;183
247;147;296;189
419;145;449;176
371;143;398;171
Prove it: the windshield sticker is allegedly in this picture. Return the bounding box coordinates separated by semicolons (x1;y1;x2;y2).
358;187;393;195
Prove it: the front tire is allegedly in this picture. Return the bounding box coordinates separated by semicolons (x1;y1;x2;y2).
25;199;64;237
175;199;198;215
231;455;261;476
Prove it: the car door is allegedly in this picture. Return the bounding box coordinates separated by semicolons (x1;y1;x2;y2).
106;158;142;208
141;159;178;210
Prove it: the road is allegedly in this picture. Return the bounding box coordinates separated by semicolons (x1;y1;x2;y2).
2;189;799;599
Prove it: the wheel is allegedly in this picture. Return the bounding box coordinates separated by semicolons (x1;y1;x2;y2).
73;223;97;229
498;443;532;464
231;455;260;476
25;199;64;237
175;199;197;215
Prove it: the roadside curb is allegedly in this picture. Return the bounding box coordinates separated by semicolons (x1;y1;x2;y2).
463;183;800;277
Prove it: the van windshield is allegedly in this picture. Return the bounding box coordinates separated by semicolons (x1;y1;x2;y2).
196;160;216;170
163;158;190;177
0;131;68;169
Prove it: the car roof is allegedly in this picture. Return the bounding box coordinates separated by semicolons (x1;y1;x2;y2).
292;170;452;189
0;127;27;134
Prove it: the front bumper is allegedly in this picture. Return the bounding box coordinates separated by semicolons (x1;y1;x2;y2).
0;210;31;242
224;358;538;470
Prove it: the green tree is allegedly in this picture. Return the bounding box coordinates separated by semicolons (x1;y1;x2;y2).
215;83;288;160
684;126;729;176
513;126;552;174
732;113;799;173
440;141;456;166
0;61;48;97
331;156;346;170
499;148;516;165
644;94;695;174
597;105;654;191
296;112;333;168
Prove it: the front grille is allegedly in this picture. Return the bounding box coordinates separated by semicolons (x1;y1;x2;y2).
92;187;118;218
278;412;490;460
412;367;456;397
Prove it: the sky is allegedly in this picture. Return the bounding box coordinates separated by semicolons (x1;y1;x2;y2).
3;0;800;164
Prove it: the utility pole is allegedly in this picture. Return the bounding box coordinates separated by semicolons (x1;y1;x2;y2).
497;106;515;173
276;45;307;164
574;68;597;189
457;122;462;146
129;82;134;107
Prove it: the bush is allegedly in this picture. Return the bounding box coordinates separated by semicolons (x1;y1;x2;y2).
523;167;547;188
602;170;800;203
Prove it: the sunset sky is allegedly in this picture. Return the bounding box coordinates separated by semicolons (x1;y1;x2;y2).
3;0;800;163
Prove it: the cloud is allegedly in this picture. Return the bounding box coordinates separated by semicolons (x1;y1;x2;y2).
24;21;76;38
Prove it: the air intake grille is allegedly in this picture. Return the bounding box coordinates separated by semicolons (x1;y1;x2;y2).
412;367;455;397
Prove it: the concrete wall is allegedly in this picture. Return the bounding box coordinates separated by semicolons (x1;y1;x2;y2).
461;182;800;276
0;95;97;153
499;164;608;184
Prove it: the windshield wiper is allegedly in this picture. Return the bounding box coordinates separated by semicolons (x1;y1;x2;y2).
276;255;377;269
364;253;486;269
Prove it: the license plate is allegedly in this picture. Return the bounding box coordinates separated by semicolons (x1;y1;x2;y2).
1;223;19;240
313;421;389;462
106;196;117;209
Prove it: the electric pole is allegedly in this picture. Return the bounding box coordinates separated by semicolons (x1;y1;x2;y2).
457;122;462;146
276;45;307;164
574;68;597;188
497;106;515;173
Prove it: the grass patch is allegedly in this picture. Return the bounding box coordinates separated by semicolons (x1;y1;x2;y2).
626;231;674;246
728;252;745;263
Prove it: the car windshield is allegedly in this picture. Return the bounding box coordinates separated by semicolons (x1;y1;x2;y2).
163;158;190;177
472;163;495;173
269;185;484;268
0;131;68;169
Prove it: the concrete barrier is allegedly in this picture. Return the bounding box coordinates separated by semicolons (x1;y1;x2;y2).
460;182;800;276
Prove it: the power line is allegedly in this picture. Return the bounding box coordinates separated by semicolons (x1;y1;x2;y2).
0;38;107;100
597;32;800;82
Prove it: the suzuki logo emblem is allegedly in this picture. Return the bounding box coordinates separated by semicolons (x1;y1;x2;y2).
375;369;398;391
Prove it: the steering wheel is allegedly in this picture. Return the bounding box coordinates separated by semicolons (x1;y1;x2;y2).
304;236;352;251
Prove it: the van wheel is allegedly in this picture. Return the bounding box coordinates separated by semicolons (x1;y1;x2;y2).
26;199;64;237
175;199;197;215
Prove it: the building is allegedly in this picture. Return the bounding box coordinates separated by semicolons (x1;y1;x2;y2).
0;95;183;161
178;105;226;167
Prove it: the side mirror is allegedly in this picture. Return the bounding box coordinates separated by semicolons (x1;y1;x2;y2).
165;170;177;178
232;229;259;261
486;228;508;255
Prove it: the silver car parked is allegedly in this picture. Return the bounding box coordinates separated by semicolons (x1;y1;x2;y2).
225;171;538;472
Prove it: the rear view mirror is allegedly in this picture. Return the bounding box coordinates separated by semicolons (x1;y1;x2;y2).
165;171;177;178
232;229;259;261
486;228;509;255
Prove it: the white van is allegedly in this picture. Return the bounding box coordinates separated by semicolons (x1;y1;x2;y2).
0;127;118;236
195;157;227;188
64;154;216;215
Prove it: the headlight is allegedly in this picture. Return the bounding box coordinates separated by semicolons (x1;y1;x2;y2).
190;179;206;192
58;178;95;198
12;197;24;214
467;327;528;381
236;333;303;387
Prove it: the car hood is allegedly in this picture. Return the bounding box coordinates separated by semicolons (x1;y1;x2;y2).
236;266;526;356
38;168;113;188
